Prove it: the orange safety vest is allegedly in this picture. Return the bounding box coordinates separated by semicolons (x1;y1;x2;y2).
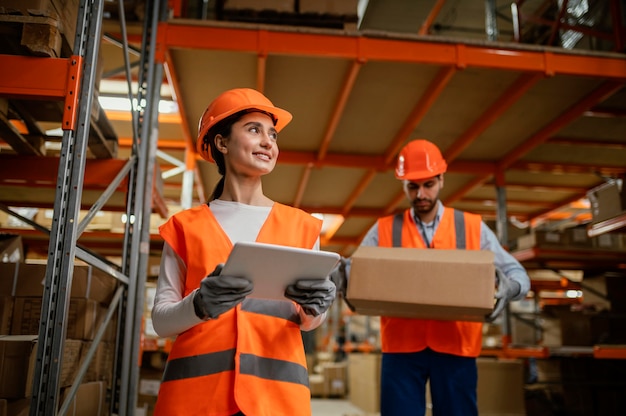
154;203;322;416
377;207;484;357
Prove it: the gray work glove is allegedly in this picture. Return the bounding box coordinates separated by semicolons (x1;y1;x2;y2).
329;257;355;311
193;264;253;320
486;269;521;322
285;279;336;317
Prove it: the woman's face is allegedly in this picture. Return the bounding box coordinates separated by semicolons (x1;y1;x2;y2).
219;111;279;177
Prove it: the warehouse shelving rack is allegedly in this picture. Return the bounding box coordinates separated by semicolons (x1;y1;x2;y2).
0;0;167;414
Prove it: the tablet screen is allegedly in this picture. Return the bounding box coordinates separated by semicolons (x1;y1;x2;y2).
221;241;340;300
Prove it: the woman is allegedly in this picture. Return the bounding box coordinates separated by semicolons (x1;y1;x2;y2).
152;88;336;416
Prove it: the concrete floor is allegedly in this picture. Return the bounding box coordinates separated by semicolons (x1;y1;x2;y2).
311;398;376;416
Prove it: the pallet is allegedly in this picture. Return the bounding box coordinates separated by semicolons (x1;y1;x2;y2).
0;14;63;58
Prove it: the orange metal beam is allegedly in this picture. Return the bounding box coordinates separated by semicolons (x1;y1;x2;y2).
0;54;72;100
498;80;625;170
445;72;543;162
119;137;187;149
511;160;626;176
318;60;362;161
445;175;488;205
293;60;363;208
548;136;626;148
292;165;312;208
0;155;129;189
593;345;626;359
164;50;196;171
385;66;457;165
342;170;376;215
157;23;626;78
419;0;446;35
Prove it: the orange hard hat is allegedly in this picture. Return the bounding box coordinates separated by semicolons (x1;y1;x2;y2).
395;139;447;181
196;88;293;161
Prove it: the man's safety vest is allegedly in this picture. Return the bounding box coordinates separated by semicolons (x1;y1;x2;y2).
377;207;484;357
154;203;322;416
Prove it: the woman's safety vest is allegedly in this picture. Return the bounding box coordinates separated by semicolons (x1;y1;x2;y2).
377;207;484;357
154;203;322;416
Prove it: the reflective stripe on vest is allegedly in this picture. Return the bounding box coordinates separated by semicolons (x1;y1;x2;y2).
162;298;302;383
162;349;308;387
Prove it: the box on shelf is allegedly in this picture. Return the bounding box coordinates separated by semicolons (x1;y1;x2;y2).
346;246;495;321
0;335;81;398
299;0;358;15
581;272;626;311
11;297;111;341
0;234;24;263
587;179;626;225
0;261;118;305
516;230;564;250
222;0;294;13
0;296;13;335
60;381;107;416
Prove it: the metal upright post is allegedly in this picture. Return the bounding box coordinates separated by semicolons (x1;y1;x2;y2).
112;0;168;414
29;0;106;414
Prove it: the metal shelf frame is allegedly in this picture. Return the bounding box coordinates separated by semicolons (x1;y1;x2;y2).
0;0;166;414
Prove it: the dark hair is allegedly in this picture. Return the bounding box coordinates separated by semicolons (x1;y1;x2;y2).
203;110;249;201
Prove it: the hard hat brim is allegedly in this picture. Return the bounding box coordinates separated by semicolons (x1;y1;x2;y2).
197;104;292;162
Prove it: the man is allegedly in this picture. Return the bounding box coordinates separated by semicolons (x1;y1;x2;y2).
334;139;530;416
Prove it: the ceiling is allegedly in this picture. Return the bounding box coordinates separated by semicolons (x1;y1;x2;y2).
1;0;625;258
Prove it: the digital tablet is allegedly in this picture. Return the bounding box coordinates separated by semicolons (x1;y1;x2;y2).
220;241;340;300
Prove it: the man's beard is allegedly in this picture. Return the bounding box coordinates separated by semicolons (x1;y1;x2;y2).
412;198;436;214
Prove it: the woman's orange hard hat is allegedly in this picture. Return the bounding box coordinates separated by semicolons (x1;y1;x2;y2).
196;88;293;161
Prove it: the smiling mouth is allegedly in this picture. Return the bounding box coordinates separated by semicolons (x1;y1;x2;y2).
254;152;271;161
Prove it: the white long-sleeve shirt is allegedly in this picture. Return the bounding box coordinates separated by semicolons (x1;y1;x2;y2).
151;200;326;338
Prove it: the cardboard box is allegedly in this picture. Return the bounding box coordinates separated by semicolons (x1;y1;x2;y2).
11;297;100;340
348;353;381;414
223;0;294;13
308;373;324;397
588;180;626;224
321;362;347;397
477;358;526;416
0;262;118;305
0;398;29;416
60;381;106;416
0;296;13;335
79;341;114;385
583;272;626;310
516;230;564;250
346;246;495;321
0;235;24;263
299;0;358;15
0;335;81;398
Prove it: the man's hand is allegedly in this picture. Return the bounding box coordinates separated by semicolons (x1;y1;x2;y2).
193;264;254;320
486;269;521;322
285;279;336;316
329;257;356;311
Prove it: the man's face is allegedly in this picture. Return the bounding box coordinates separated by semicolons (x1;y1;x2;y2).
403;175;443;215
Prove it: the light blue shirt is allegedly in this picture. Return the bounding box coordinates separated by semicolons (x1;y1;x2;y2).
360;201;530;301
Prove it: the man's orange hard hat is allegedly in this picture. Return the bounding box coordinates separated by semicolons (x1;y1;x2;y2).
196;88;293;161
395;139;448;181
